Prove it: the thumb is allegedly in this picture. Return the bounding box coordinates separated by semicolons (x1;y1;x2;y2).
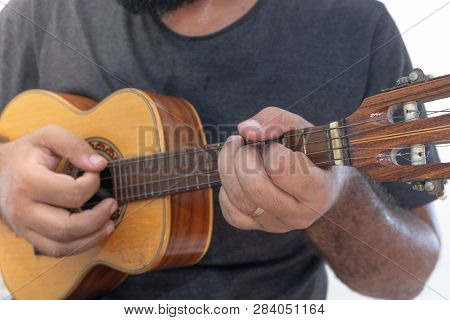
32;125;107;172
237;107;312;141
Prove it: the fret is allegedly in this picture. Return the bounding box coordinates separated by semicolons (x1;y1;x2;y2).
147;158;154;197
131;163;136;201
111;163;119;202
194;152;200;189
142;160;148;199
187;152;196;189
137;161;143;201
282;134;289;148
301;129;307;155
126;164;133;201
118;162;124;203
325;127;334;163
162;155;170;194
205;155;212;187
172;151;178;176
179;149;190;178
132;163;138;201
125;164;131;201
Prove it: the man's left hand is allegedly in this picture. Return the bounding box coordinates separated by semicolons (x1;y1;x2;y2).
218;107;348;233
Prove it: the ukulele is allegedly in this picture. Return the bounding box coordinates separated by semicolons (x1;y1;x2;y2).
0;68;449;299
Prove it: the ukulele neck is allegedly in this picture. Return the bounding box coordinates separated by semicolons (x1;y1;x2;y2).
108;121;349;204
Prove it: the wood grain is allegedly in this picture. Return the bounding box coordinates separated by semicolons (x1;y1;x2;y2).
346;74;450;182
148;93;213;270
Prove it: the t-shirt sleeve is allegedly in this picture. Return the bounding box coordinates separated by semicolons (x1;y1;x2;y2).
363;3;438;210
0;0;39;111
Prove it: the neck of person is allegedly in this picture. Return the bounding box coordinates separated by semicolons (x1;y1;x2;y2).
161;0;260;37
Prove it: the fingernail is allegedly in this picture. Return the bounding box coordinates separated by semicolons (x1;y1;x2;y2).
227;135;241;143
110;201;118;215
89;154;105;166
240;120;262;131
106;222;115;235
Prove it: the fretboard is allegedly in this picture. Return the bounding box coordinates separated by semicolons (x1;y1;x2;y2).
108;121;349;204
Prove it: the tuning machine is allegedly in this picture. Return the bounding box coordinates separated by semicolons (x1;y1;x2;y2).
396;69;447;200
395;68;433;88
411;180;447;200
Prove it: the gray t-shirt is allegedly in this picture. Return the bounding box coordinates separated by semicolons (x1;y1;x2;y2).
0;0;436;299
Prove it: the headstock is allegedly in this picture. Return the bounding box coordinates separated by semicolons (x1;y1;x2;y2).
344;69;450;199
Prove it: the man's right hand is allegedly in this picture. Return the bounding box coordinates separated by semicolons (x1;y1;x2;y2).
0;125;117;257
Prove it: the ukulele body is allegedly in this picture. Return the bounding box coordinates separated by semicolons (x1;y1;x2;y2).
0;89;213;299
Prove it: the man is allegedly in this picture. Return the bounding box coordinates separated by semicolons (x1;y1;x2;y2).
0;0;440;299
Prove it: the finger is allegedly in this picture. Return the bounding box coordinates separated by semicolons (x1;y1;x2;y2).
220;188;292;233
234;144;301;217
262;143;331;215
219;188;261;230
23;221;115;258
25;198;117;243
237;107;312;141
218;135;258;213
31;125;107;172
28;168;100;208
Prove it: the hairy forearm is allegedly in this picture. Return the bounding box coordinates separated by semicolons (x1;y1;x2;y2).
305;168;440;299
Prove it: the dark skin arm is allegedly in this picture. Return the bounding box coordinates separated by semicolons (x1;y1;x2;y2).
306;173;440;299
218;107;440;299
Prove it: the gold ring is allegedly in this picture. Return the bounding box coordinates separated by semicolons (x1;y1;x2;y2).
251;207;265;218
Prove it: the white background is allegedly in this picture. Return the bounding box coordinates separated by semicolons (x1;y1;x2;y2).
0;0;449;300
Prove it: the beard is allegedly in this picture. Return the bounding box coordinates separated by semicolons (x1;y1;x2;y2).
117;0;198;16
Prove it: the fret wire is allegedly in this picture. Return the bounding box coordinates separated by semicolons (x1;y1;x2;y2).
143;160;147;200
325;126;333;163
125;162;130;201
148;158;154;197
131;162;136;200
118;161;124;203
112;162;118;201
282;135;289;147
206;154;212;187
301;128;307;155
127;162;131;201
136;160;141;201
195;151;200;189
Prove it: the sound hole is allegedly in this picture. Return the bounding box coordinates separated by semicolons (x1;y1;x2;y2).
82;168;113;209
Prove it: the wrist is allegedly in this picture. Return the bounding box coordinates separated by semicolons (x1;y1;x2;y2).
312;166;360;225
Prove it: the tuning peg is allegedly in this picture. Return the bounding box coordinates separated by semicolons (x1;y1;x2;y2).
424;180;447;200
395;68;431;88
411;180;447;200
396;76;411;87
